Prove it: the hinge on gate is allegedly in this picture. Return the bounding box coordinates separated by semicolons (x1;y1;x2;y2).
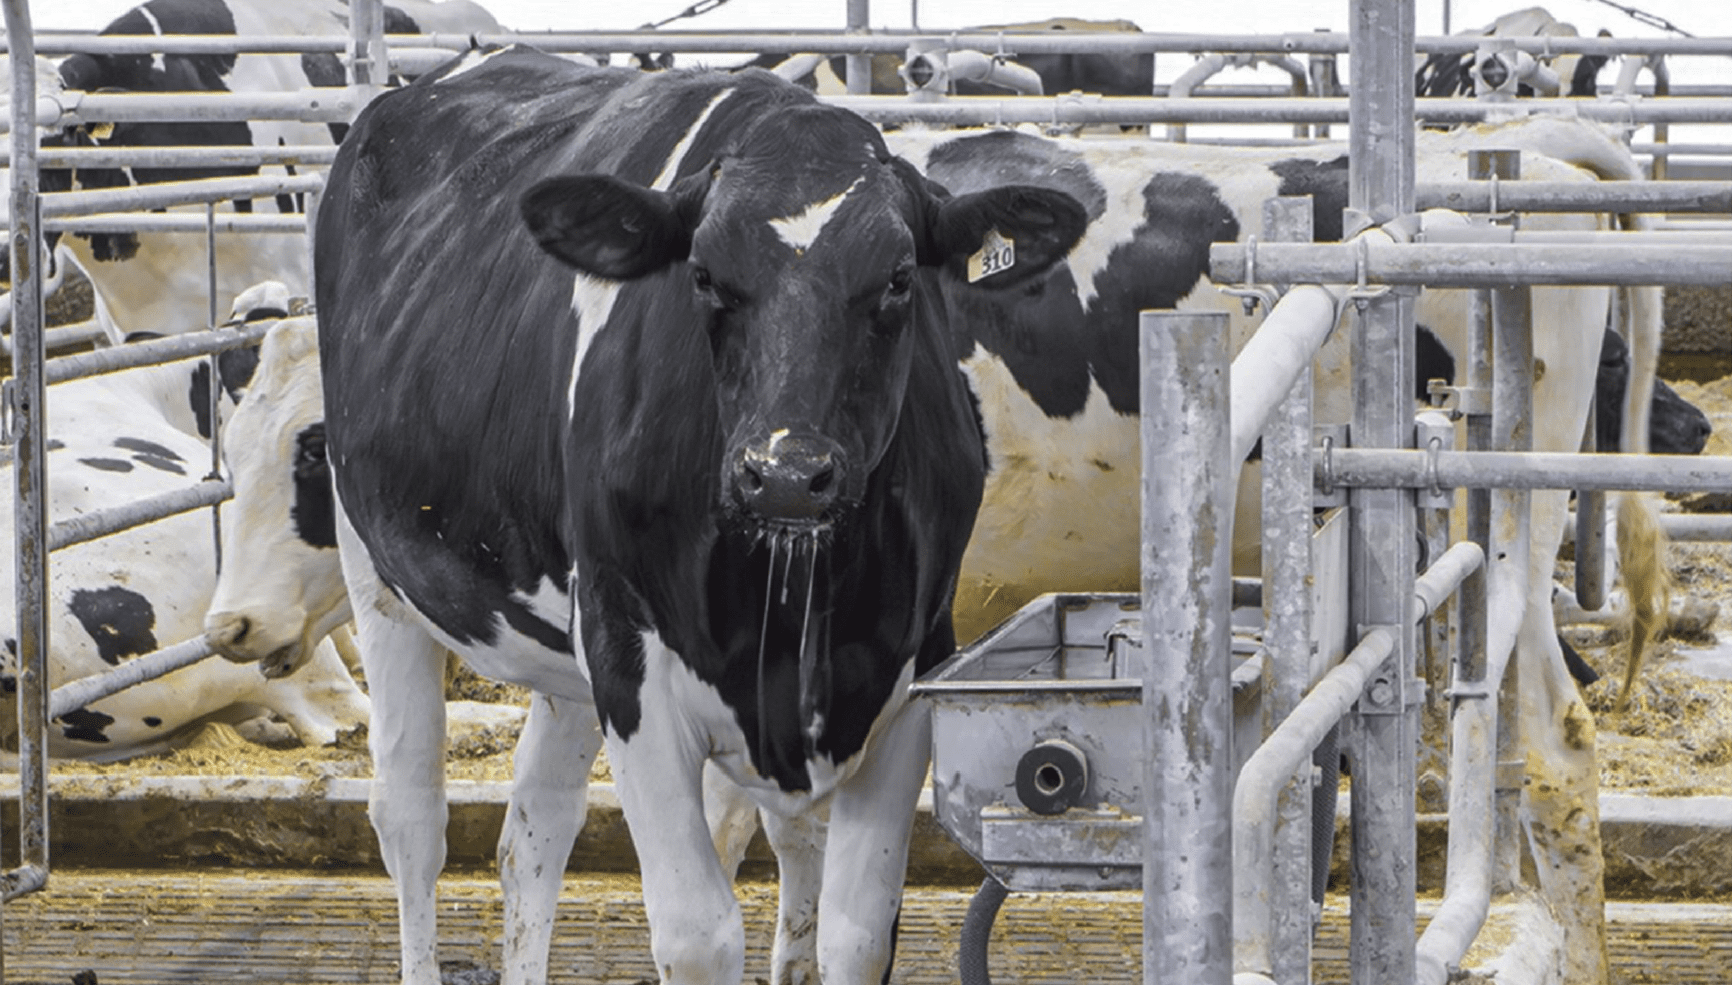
1313;423;1349;509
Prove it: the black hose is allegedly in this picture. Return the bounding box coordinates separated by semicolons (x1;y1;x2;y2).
958;875;1009;985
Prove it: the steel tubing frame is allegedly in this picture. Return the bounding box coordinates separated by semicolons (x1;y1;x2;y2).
46;636;218;724
46;213;306;234
1140;310;1235;985
1343;4;1420;983
1254;196;1319;985
826;94;1732;127
1320;447;1732;495
15;28;1730;58
1234;543;1483;981
1210;241;1732;288
17;174;323;221
2;0;50;908
1414;180;1732;213
35;144;338;169
1565;511;1732;543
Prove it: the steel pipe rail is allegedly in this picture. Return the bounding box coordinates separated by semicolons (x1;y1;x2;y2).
1234;543;1484;980
1563;510;1732;543
14;175;323;222
34;144;339;169
1320;448;1732;494
47;636;218;724
1415;180;1732;214
823;95;1732;127
46;213;307;235
47;479;232;554
1210;241;1732;288
5;88;362;132
42;320;276;388
16;29;1732;58
1229;285;1341;465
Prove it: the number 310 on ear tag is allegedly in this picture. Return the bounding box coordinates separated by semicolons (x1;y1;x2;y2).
967;229;1016;283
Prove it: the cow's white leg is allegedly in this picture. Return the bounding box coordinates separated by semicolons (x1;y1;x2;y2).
353;602;449;985
761;805;827;985
607;635;743;985
817;697;929;983
498;691;601;985
704;760;761;879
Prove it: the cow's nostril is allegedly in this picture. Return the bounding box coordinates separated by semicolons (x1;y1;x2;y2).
808;466;834;496
740;462;764;492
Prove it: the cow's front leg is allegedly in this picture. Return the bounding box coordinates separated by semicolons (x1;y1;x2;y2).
818;697;930;984
762;805;827;985
605;636;743;985
499;691;602;985
354;612;449;985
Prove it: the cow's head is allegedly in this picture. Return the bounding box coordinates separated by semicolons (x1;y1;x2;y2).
521;102;1085;534
203;313;346;679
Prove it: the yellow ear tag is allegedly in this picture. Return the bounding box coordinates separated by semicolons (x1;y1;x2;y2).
88;122;115;141
967;228;1016;283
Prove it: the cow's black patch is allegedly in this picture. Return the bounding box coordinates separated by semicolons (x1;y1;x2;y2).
292;423;339;549
115;437;184;461
144;716;163;728
67;586;158;666
1270;157;1350;242
925;131;1237;417
80;457;134;473
1414;324;1456;400
58;707;116;744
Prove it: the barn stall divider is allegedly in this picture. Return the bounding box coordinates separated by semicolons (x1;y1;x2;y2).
4;0;1732;982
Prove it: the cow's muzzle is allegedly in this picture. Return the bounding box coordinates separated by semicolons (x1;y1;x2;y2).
731;432;845;527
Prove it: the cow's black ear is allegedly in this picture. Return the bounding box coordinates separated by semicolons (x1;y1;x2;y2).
925;185;1086;287
520;174;698;279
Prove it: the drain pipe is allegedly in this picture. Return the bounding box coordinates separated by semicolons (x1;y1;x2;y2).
1233;541;1484;981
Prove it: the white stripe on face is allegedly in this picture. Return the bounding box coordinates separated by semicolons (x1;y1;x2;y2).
567;87;735;419
139;6;167;71
437;46;513;84
768;177;862;253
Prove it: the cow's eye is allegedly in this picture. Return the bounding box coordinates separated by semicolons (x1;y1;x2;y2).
692;265;742;310
886;268;913;298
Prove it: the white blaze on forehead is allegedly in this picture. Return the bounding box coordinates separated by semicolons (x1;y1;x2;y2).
652;89;735;191
769;177;862;252
437;45;514;83
138;6;168;71
567;88;736;419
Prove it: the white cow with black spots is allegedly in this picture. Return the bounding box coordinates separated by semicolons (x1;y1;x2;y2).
0;287;368;761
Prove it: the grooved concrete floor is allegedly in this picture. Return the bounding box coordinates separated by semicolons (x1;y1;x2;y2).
5;870;1728;984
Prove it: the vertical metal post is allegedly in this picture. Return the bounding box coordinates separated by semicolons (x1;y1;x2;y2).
1258;197;1319;985
845;0;873;95
1140;310;1234;985
205;203;224;572
4;0;53;908
1347;1;1418;983
1483;149;1532;895
349;0;388;96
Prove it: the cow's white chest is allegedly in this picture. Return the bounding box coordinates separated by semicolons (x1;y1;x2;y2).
628;630;914;815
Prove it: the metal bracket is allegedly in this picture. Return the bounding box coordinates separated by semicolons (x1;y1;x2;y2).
1356;624;1420;715
1427;381;1490;419
1313;423;1349;508
1414;411;1455;510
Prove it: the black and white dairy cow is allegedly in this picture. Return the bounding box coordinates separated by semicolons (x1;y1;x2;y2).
0;290;369;761
303;46;1080;985
31;0;501;341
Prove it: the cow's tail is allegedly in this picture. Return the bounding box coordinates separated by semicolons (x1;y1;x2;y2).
1612;260;1672;710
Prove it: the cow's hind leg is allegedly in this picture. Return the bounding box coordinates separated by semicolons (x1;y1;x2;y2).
351;595;449;985
817;698;929;983
498;691;602;985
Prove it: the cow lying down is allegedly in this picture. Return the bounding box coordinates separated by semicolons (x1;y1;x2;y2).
0;292;369;762
208;99;1695;982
